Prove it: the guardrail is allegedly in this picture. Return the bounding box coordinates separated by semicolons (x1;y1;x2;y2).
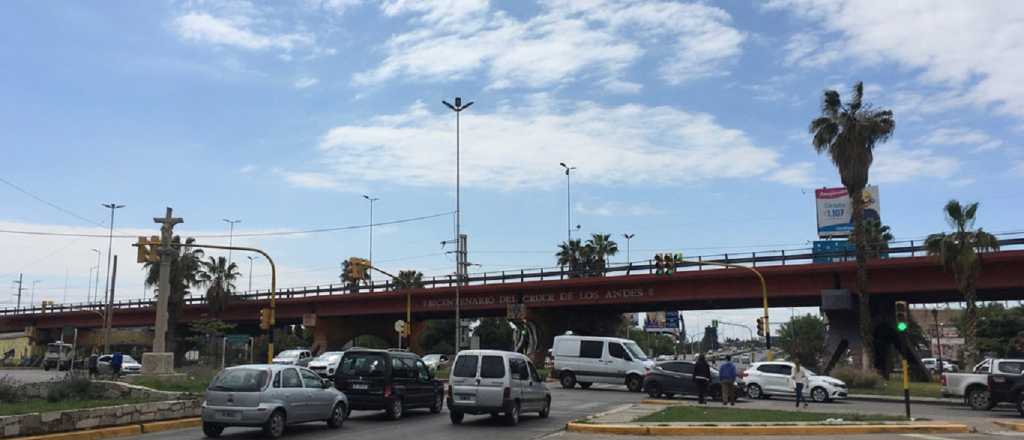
4;236;1023;317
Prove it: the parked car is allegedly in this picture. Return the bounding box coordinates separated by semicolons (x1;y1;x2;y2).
921;357;958;374
335;349;444;420
741;361;847;403
42;342;74;371
421;354;450;371
447;350;550;425
552;335;653;392
98;354;143;375
309;351;345;378
201;364;348;438
642;360;725;400
271;349;313;367
987;368;1024;417
941;358;1024;410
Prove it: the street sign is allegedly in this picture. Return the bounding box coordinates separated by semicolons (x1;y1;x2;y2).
394;320;407;334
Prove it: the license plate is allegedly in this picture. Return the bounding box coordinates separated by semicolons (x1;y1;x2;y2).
219;410;240;419
456;394;473;401
351;384;368;390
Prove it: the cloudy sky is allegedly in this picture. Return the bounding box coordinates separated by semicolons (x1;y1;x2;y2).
2;0;1022;336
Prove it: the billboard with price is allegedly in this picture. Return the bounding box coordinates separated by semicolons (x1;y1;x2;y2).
815;185;880;238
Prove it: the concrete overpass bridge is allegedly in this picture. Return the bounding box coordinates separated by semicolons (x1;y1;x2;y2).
3;240;1024;362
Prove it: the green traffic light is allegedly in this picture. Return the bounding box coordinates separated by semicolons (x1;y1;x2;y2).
896;321;908;332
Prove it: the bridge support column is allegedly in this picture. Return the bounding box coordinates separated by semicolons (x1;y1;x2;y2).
524;308;626;366
822;292;928;379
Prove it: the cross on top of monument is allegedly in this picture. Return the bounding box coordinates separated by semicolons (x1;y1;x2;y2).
154;207;183;237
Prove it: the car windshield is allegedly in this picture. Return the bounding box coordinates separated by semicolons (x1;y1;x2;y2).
316;352;343;363
340;353;386;377
624;342;647;361
209;368;268;392
277;350;302;359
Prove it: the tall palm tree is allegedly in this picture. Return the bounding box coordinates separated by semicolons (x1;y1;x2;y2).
390;270;425;291
197;256;241;317
925;200;999;366
556;239;586;278
143;236;204;365
854;219;894;260
586;233;619;275
810;81;895;370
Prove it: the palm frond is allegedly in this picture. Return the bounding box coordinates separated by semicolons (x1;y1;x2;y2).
849;82;864;112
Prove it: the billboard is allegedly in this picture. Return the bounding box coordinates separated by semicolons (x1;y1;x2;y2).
812;240;855;264
644;311;680;333
815;185;880;238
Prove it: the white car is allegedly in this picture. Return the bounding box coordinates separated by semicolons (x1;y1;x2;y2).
98;354;142;375
308;351;345;378
272;349;313;367
921;357;958;374
741;361;847;403
421;354;450;371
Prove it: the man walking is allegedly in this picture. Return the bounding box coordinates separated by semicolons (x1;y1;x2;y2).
792;360;809;408
693;354;712;404
719;355;738;406
111;352;123;380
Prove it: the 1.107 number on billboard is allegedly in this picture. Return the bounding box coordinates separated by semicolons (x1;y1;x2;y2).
815;186;880;238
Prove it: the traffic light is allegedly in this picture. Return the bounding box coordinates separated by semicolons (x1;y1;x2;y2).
712;319;719;328
653;254;665;275
895;301;909;333
259;308;273;330
756;317;764;337
346;257;370;281
135;236;161;263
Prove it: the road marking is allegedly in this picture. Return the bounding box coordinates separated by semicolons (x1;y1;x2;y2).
573;402;604;410
990;432;1024;437
900;434;958;440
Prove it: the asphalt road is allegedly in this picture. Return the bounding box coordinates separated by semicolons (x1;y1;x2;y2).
0;368;65;384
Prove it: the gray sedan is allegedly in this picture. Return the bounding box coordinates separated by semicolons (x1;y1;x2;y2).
201;364;348;438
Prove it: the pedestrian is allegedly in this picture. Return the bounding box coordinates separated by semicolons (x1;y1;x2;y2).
111;351;123;380
719;355;737;406
87;351;99;379
792;360;809;408
693;354;712;404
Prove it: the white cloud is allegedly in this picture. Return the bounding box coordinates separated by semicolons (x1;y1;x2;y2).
919;127;996;146
298;96;785;191
782;32;844;68
310;0;364;15
871;143;959;183
766;0;1024;120
575;201;662;217
174;12;315;51
276;170;348;191
768;162;818;186
238;164;257;174
293;77;320;89
357;0;744;88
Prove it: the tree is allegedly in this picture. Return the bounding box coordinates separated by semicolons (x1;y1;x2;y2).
389;270;424;291
474;318;514;351
196;256;241;317
556;239;587;278
962;304;1024;359
417;319;455;354
810;81;895;370
776;314;827;371
185;318;236;365
587;233;619;275
339;259;370;294
555;234;619;278
853;219;893;260
925;200;1000;366
143;236;204;366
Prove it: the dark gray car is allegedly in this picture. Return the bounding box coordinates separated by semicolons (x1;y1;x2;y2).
201;364;348;438
642;360;723;400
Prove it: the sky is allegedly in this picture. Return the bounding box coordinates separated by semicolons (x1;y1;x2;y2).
2;0;1023;337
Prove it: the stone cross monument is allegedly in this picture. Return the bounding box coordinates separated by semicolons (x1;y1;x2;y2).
143;207;182;375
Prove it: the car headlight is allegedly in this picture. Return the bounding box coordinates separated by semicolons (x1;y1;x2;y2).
825;380;844;387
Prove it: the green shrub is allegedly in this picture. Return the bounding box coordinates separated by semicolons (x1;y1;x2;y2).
45;375;100;402
0;376;19;403
831;366;884;389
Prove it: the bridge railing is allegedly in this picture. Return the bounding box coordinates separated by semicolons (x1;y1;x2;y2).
4;236;1023;317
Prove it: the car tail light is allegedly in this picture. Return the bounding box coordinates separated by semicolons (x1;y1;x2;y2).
503;387;511;399
383;384;392;397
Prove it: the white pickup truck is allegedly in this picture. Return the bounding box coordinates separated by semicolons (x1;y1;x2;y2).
941;358;1024;410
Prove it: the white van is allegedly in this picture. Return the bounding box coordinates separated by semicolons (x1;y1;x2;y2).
552;335;654;392
447;350;551;426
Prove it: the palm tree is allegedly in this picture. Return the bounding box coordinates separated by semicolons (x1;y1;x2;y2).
197;256;241;317
854;219;894;260
556;239;586;278
586;233;619;275
810;81;895;370
143;236;204;365
556;234;620;277
925;200;999;366
339;259;370;293
390;270;425;291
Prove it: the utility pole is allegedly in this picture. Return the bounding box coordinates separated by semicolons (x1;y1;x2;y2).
623;233;635;273
559;162;577;242
101;203;125;312
223;218;241;267
91;249;101;303
30;280;40;308
932;309;944;378
13;274;23;309
104;255;117;354
443;96;473;352
363;195;379;267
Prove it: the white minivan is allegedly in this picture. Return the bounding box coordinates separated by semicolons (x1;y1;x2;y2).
447;350;551;426
552;335;653;392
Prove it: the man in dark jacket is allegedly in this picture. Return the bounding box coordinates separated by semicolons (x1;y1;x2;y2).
693;354;712;404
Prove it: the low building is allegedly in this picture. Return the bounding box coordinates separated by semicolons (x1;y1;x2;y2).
0;331;32;365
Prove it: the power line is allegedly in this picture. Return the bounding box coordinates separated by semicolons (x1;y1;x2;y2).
0;176;106;227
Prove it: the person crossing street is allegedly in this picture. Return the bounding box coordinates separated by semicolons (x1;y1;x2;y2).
693;354;712;404
791;360;809;408
719;355;738;406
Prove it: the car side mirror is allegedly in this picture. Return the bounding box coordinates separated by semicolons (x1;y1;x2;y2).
322;378;332;389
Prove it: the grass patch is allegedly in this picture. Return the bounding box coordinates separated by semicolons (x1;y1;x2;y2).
636;405;902;423
131;375;210;394
849;379;941;399
0;397;159;416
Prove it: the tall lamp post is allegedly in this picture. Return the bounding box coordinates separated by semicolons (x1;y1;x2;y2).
623;233;635;265
247;255;260;292
90;249;101;303
362;195;379;265
443;96;473;352
30;280;41;308
223;219;242;266
559;163;577;243
100;203;124;314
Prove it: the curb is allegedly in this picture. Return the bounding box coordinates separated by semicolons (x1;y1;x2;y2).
566;422;971;436
846;394;962;407
9;418;200;440
993;420;1024;432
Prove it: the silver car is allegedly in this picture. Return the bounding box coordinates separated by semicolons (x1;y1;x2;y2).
271;349;313;367
201;364;348;438
447;350;550;425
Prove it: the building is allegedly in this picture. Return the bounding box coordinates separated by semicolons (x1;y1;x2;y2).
0;331;32;365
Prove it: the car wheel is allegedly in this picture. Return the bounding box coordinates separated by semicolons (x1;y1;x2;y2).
1016;393;1024;417
202;422;223;438
430;395;443;414
664;393;675;399
327;403;345;428
647;382;663;398
450;410;464;425
967;388;992;410
811;386;829;403
43;364;50;371
579;382;593;389
504;401;520;426
746;383;763;400
626;375;643;393
560;372;577;389
386;398;403;420
539;397;551;418
263;410;285;439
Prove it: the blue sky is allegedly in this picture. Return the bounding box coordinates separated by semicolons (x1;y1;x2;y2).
2;0;1022;335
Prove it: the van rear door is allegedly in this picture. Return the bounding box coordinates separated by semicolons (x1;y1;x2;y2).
449;354;479;405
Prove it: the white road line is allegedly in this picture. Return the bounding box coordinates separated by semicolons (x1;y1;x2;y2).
900;434;958;440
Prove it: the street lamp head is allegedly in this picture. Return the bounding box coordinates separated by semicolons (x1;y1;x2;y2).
443;97;473;112
102;203;125;209
454;97;462;107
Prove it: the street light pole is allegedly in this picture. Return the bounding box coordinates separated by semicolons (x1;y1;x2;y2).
559;163;576;243
30;280;40;308
223;219;241;267
247;255;260;293
91;249;101;303
623;233;635;266
101;203;125;313
363;195;379;266
443;96;473;352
